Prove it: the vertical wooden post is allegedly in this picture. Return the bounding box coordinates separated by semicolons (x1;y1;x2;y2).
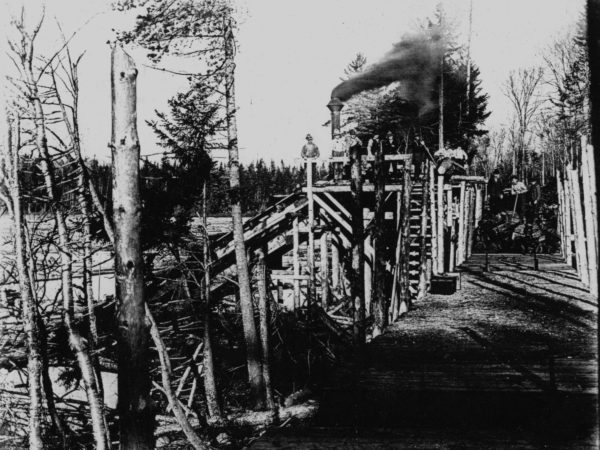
307;159;316;307
583;141;598;252
581;138;598;295
331;228;340;293
399;169;412;312
430;164;438;274
320;229;330;309
373;143;387;332
457;181;467;266
436;175;445;273
293;217;300;309
417;160;430;301
556;172;565;258
563;171;573;267
467;187;475;259
364;235;373;317
350;144;365;349
475;185;483;226
447;188;455;272
569;167;590;285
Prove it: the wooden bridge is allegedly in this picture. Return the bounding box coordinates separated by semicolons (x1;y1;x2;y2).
252;253;598;448
191;144;597;448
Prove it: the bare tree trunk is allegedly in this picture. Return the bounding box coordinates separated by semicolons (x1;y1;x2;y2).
257;220;276;412
50;67;104;395
349;144;365;349
4;116;44;450
202;181;223;422
111;46;154;448
24;42;108;449
224;24;265;409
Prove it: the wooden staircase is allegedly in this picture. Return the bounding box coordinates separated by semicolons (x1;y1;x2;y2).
408;181;432;300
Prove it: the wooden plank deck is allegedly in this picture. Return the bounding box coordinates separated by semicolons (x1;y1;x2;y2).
253;254;598;449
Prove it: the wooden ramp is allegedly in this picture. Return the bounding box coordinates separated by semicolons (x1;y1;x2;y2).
252;254;598;449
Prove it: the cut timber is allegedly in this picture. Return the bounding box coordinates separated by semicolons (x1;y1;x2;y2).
569;167;589;286
321;230;330;309
293;217;301;309
430;164;438;275
450;175;486;183
436;175;445;273
581;137;598;295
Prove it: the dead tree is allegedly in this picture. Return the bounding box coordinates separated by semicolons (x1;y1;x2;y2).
111;46;154;448
10;14;109;448
223;22;265;409
49;53;105;399
257;219;276;411
201;181;223;422
0;113;44;450
502;68;544;180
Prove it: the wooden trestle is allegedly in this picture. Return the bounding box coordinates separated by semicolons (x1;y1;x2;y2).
207;155;484;336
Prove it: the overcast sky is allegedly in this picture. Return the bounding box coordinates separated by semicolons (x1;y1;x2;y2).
0;0;585;164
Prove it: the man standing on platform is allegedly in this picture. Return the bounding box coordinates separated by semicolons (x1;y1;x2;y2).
301;133;319;182
329;131;347;181
345;129;362;180
382;131;398;179
366;133;381;182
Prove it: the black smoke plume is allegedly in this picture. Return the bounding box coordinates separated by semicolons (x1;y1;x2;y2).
331;28;444;115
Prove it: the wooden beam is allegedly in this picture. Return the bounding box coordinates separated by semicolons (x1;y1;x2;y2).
303;184;403;193
313;194;352;234
324;192;352;220
450;175;487;183
331;229;341;293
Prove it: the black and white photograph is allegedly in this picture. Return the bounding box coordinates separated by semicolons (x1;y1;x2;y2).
0;0;598;448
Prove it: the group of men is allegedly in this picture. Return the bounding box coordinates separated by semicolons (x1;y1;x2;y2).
487;169;542;222
301;130;420;182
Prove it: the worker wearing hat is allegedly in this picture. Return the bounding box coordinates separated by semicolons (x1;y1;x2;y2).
301;133;320;183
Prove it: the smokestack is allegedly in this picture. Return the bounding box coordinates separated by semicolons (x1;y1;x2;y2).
327;97;344;138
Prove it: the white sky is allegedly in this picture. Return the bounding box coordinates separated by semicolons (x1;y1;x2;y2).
0;0;585;164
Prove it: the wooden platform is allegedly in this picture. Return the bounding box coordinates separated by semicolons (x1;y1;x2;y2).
253;254;598;449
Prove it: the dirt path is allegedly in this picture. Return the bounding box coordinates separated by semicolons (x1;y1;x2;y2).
253;253;598;449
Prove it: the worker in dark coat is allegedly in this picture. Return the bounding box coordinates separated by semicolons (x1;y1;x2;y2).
525;179;542;223
382;131;398;179
487;169;504;214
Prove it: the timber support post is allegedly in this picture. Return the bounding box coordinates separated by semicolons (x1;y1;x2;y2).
436;175;445;273
350;143;365;349
307;158;316;308
320;227;330;309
